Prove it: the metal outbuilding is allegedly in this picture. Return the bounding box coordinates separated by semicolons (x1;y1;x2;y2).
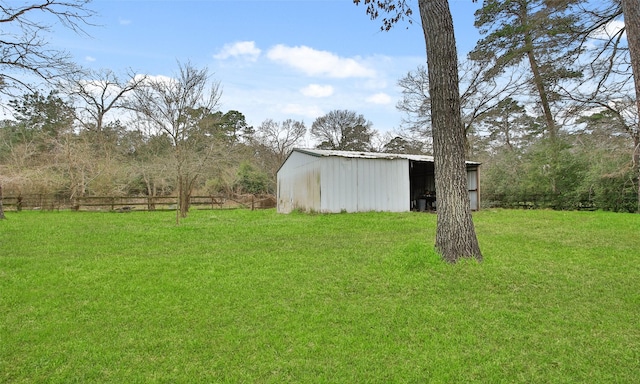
276;148;480;213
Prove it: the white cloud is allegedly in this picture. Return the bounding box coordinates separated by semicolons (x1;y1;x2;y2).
85;56;96;62
301;84;334;98
214;41;261;62
366;92;392;105
136;74;177;87
119;18;132;26
267;44;376;78
78;79;121;95
590;19;625;40
362;78;388;90
282;103;324;119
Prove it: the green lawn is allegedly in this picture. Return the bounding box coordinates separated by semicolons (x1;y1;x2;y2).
1;209;639;383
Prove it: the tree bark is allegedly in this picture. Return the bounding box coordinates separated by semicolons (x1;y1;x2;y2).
520;7;557;141
522;12;558;195
418;0;482;262
620;0;640;213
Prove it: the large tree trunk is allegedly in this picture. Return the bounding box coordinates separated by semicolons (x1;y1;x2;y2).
635;136;639;214
620;0;640;213
418;0;482;262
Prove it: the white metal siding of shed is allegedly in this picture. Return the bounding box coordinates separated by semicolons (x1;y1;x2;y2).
319;156;409;213
277;149;479;213
277;151;322;213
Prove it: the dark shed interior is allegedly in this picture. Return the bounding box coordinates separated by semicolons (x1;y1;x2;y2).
409;161;436;211
409;160;480;211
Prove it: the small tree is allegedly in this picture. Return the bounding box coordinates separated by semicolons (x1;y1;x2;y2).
381;135;427;154
235;162;271;195
132;62;222;224
253;118;307;182
476;97;539;152
9;91;76;145
208;110;254;144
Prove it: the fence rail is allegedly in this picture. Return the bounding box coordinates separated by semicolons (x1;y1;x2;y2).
1;194;276;212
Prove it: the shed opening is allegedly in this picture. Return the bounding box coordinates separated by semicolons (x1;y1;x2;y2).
409;160;480;211
409;160;436;211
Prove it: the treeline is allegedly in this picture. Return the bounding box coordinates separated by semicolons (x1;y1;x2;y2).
0;0;638;215
392;0;639;213
0;66;383;218
1;83;636;213
0;75;294;205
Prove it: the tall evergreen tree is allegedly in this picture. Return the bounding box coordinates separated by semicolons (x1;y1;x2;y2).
471;0;583;140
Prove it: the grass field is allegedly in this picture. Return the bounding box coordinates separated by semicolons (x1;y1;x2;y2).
1;209;639;383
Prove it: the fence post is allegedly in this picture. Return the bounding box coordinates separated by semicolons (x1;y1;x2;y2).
0;184;5;219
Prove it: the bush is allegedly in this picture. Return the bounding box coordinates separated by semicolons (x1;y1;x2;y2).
235;162;271;195
593;169;638;212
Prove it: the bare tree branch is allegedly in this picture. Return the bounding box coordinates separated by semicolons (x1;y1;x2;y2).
0;0;95;96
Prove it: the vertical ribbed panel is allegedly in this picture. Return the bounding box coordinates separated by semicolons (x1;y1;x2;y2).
277;151;321;213
278;150;478;213
320;157;409;213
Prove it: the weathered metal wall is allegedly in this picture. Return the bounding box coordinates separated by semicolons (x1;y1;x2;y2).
277;151;322;213
319;156;409;213
277;151;411;213
278;149;479;213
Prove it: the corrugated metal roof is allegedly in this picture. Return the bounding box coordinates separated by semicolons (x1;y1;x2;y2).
293;148;481;165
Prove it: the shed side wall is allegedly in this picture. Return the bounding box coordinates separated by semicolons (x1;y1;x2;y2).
320;157;409;213
277;152;321;213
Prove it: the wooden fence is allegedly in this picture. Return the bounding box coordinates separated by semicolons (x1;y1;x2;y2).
1;194;276;212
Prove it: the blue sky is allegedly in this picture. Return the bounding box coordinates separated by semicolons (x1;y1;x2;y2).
51;0;483;134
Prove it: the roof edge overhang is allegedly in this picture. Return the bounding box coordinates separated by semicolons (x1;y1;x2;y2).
279;148;481;167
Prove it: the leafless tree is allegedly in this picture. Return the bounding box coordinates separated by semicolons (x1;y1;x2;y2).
253;118;306;179
566;0;640;212
66;68;146;135
131;62;222;223
0;0;95;95
397;59;523;155
0;0;94;213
